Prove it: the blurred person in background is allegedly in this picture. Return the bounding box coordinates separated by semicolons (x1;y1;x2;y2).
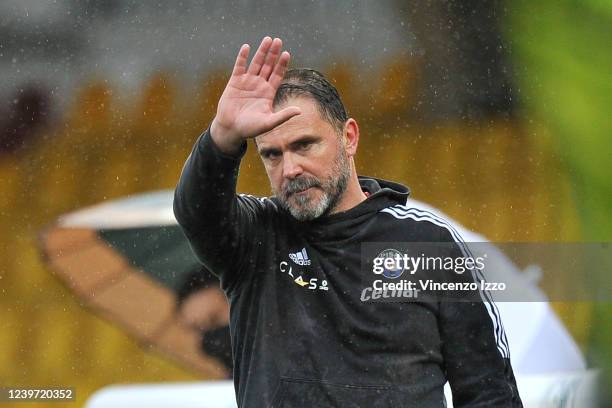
176;266;233;376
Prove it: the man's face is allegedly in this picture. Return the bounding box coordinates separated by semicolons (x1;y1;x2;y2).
256;96;351;221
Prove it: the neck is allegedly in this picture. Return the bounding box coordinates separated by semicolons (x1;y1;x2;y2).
329;170;366;215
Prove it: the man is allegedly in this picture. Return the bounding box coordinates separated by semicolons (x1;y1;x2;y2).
174;37;522;407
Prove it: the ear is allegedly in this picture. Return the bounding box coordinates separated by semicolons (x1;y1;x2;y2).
343;118;360;158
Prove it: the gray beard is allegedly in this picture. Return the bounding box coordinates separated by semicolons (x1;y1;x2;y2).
275;150;351;221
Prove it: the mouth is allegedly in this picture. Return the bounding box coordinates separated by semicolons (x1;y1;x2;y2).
295;187;314;195
286;186;317;199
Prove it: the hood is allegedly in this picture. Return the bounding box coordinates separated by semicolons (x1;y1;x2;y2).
358;175;410;203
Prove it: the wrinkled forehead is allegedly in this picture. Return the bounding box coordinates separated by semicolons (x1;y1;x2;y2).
256;96;333;145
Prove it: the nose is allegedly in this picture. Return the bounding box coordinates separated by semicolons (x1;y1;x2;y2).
282;152;303;180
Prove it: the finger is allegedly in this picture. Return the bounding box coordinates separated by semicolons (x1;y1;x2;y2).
231;44;250;76
259;38;282;80
269;51;291;90
247;36;273;75
265;106;302;130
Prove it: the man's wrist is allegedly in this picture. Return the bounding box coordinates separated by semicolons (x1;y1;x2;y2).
210;117;245;157
204;124;247;161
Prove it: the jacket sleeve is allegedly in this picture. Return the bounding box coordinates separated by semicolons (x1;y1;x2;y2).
437;229;523;407
173;127;264;292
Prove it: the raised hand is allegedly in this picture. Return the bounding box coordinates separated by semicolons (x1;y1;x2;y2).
210;37;301;154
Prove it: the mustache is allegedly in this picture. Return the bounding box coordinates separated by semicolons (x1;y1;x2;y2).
283;177;322;196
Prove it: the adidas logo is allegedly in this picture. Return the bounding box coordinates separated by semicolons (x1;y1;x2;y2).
289;247;311;266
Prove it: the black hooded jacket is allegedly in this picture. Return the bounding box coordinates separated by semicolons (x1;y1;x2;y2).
173;128;522;407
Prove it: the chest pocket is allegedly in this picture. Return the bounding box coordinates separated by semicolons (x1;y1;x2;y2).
269;377;400;408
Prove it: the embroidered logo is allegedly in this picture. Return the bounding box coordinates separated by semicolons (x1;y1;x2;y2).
289;247;311;266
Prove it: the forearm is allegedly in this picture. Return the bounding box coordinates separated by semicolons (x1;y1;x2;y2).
173;127;247;265
438;233;522;406
441;301;522;407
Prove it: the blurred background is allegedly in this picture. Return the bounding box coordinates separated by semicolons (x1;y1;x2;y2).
0;0;610;406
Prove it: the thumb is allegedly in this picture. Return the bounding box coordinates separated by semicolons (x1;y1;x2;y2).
265;106;302;130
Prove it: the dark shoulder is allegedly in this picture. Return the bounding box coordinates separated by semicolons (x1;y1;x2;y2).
379;203;460;242
236;194;285;218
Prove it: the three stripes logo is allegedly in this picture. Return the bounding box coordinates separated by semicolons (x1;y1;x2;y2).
279;248;328;291
289;247;311;266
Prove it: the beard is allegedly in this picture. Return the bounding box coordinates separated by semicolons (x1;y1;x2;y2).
274;147;351;221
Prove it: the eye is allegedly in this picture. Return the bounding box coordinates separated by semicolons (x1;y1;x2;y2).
296;140;312;150
262;150;281;160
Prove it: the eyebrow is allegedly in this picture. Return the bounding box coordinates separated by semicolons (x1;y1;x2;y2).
257;135;320;157
258;146;281;157
289;135;318;148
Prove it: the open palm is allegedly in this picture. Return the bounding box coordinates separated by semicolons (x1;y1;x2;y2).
211;37;301;150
